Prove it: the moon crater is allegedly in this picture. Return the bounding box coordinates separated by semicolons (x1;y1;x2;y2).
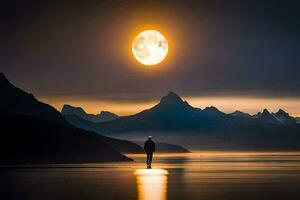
132;30;168;65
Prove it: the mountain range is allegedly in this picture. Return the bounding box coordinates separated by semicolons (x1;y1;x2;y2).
0;73;66;123
62;104;119;123
63;93;299;126
62;101;192;153
64;92;300;150
252;109;296;125
0;73;144;164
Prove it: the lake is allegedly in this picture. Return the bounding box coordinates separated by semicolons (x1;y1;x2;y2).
1;152;300;200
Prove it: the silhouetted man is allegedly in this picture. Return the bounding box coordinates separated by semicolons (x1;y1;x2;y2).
144;136;156;169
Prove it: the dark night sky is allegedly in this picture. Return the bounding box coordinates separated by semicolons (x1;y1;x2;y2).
0;0;300;115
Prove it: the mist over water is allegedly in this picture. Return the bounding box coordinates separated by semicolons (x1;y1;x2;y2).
2;152;300;200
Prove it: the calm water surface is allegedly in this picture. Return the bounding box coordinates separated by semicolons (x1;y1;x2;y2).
2;152;300;200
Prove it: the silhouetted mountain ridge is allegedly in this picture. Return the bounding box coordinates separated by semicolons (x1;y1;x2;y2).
64;92;300;150
0;73;65;123
253;109;279;125
159;92;188;106
0;113;131;164
274;109;297;125
230;110;252;118
62;104;118;123
0;73;143;164
253;108;297;125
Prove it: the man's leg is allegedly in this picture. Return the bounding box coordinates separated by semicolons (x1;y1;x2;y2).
149;153;153;167
146;153;150;166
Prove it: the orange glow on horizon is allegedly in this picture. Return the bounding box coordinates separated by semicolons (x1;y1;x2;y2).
38;95;300;117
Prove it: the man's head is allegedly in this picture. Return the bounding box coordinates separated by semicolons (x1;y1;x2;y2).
148;136;152;140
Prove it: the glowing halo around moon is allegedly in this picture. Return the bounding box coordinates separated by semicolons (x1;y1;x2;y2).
132;30;168;66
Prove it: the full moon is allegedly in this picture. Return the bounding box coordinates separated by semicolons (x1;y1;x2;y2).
132;30;168;66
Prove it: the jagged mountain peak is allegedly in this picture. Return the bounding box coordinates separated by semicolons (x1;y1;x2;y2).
262;108;271;114
232;110;244;114
231;110;252;117
275;108;291;119
255;109;273;117
201;106;225;116
61;104;119;123
274;108;296;125
252;108;296;125
204;106;219;111
100;111;115;115
62;104;87;115
254;108;281;124
0;73;65;123
254;111;262;116
99;111;119;118
159;92;185;106
276;108;288;115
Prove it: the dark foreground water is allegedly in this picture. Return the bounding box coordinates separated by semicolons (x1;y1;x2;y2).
1;152;300;200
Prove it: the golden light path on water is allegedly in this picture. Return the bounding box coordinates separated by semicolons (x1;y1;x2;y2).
134;169;168;200
4;152;300;200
